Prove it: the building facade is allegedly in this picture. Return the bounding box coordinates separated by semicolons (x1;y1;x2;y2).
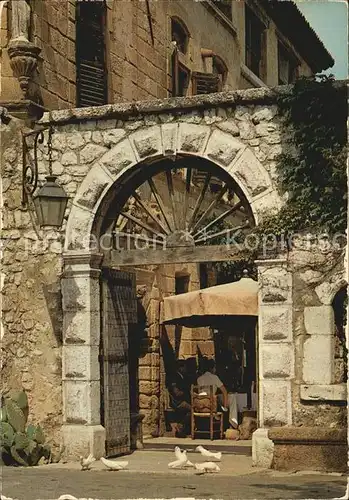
1;0;346;471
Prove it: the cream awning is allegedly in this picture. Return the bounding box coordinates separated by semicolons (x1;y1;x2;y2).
162;274;258;326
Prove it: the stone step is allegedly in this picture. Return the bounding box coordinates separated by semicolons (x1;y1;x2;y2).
142;440;252;456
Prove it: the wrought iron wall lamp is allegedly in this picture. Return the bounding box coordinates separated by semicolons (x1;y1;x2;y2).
22;125;68;227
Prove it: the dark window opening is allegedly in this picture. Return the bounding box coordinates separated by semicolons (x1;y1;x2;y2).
175;274;190;295
212;0;232;20
171;17;189;54
199;264;208;289
76;0;107;107
278;42;298;85
245;5;264;78
171;51;190;97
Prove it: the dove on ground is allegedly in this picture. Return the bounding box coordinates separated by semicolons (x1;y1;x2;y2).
80;453;96;470
100;456;129;470
168;457;188;469
174;445;187;461
195;445;222;461
194;461;221;473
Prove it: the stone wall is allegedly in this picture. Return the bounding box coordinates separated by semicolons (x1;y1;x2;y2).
1;0;317;108
1;113;63;452
290;236;347;429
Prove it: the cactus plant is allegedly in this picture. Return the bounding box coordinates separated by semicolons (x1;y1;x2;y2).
14;432;29;450
27;424;45;444
10;445;28;466
0;422;15;448
0;390;52;467
0;406;7;422
5;400;26;433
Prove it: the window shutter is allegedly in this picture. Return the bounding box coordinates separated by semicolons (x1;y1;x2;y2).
192;72;221;95
76;1;107;107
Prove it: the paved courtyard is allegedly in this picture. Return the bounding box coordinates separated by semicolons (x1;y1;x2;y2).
2;451;347;500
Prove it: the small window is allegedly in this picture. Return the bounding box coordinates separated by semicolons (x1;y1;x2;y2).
245;5;265;78
175;274;189;295
278;42;298;85
171;17;189;54
76;0;107;107
212;0;232;20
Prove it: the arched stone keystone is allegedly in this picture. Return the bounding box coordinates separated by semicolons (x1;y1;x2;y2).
161;123;179;156
177;123;210;154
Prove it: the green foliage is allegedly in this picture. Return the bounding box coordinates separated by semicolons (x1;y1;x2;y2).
5;399;26;433
1;391;51;467
260;75;347;235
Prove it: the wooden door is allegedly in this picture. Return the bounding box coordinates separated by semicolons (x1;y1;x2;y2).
100;269;137;457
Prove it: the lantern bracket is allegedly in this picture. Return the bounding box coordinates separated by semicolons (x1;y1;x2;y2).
22;126;50;206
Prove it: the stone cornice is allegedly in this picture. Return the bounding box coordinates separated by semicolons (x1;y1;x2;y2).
39;86;293;126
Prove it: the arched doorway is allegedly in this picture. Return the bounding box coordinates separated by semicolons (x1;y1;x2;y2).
95;155;258;454
61;124;281;458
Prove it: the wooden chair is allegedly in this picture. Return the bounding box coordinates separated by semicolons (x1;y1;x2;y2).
191;385;223;440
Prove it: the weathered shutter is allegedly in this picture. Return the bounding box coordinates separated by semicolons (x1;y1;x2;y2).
192;72;221;95
76;1;107;107
100;269;137;457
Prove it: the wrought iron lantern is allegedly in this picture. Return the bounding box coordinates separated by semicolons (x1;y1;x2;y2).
22;125;68;227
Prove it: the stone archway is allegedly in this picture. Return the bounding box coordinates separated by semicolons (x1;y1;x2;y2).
61;122;284;459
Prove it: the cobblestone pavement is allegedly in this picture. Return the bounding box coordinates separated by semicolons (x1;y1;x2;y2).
2;450;347;500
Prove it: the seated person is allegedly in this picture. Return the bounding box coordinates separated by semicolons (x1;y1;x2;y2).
197;359;228;410
167;360;191;437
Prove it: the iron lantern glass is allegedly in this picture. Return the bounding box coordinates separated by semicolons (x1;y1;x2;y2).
33;176;68;227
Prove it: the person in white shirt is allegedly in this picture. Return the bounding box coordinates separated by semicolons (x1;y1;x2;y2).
197;359;228;409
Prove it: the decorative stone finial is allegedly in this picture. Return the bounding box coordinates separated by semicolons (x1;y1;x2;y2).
242;269;249;278
8;38;41;99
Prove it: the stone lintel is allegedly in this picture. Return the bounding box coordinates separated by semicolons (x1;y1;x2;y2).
300;384;347;402
38;86;293;126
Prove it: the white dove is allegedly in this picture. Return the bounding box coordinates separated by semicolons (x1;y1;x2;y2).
57;496;79;500
168;456;188;469
194;461;221;473
80;453;96;471
100;457;129;470
195;445;222;461
174;445;187;460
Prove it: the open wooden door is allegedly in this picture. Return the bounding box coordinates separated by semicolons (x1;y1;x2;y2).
100;269;137;457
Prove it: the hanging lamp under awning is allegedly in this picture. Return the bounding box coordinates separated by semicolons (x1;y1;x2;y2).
162;272;258;327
